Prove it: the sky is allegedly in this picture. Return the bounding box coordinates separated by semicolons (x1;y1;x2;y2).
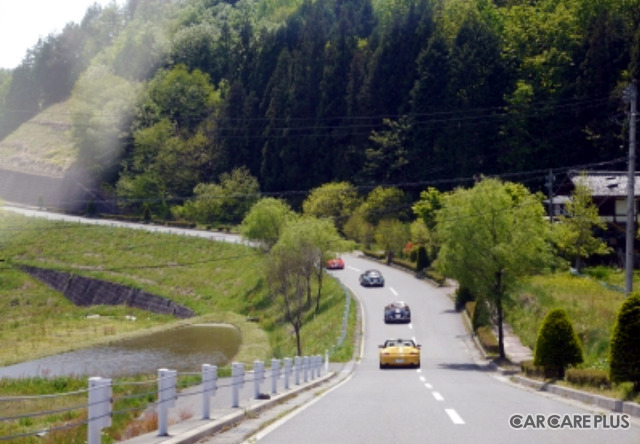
0;0;121;70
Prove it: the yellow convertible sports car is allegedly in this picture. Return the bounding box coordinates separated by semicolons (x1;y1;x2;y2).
379;338;421;369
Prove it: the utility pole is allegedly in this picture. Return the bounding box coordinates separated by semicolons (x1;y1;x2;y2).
624;81;637;296
547;169;554;226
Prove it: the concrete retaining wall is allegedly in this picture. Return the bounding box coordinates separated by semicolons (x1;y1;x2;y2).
22;265;194;318
0;167;116;213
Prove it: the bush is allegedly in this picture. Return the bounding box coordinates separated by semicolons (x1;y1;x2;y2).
565;368;610;389
609;293;640;391
521;359;545;378
472;298;491;330
534;308;583;379
416;246;429;272
455;286;475;311
476;325;499;356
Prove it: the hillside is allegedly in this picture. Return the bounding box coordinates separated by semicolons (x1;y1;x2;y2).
0;0;638;215
0;101;76;177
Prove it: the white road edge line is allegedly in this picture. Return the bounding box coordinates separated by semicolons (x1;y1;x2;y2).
445;408;465;424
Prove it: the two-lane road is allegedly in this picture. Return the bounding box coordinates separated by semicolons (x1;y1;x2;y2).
243;254;640;443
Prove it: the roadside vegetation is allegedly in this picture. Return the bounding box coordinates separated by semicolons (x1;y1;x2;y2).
0;210;357;442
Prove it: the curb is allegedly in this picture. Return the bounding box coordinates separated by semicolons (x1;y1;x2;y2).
118;366;351;443
511;374;640;417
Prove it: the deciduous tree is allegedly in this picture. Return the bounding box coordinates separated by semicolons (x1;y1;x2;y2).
436;178;550;358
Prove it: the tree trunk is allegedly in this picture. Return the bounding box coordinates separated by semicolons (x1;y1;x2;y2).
496;270;505;359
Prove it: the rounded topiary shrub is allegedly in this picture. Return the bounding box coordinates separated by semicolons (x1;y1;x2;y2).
534;308;583;379
610;293;640;391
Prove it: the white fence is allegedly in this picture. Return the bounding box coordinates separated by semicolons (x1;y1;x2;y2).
0;354;327;443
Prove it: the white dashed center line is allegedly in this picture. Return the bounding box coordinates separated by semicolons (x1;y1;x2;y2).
445;409;465;424
390;287;398;296
432;392;444;401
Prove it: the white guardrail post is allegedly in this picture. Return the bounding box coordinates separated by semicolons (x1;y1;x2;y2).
325;349;329;374
303;356;309;383
202;364;217;419
284;357;292;390
88;377;112;444
253;361;265;399
271;359;280;394
158;369;177;436
294;356;301;385
232;362;244;408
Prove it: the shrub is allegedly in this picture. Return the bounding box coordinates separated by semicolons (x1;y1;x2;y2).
534;308;583;379
476;325;499;356
609;293;640;391
521;359;545;378
472;297;491;330
416;246;429;272
455;286;475;311
565;368;610;389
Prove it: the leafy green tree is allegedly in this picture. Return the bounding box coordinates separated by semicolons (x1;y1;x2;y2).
360;186;410;225
240;198;297;251
534;308;584;379
174;166;260;226
343;210;375;249
551;179;610;272
302;182;362;232
278;217;354;312
609;293;640;391
374;219;409;264
412;187;444;231
436;178;550;359
266;237;309;356
140;64;219;133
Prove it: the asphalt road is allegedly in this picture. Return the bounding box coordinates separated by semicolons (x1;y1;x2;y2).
6;204;640;443
233;254;640;444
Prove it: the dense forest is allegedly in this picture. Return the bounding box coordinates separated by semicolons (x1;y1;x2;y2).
0;0;638;216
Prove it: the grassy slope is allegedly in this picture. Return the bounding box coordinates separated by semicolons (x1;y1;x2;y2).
0;210;355;368
507;272;628;369
0;101;77;177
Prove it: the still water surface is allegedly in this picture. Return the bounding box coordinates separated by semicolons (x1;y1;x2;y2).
0;324;241;379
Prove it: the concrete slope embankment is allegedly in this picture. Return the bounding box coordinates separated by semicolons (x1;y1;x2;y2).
21;265;194;318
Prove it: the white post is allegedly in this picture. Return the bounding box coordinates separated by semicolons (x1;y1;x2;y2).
284;358;292;390
253;361;265;399
271;359;280;394
88;377;112;444
202;364;217;419
232;362;244;408
158;369;176;436
303;356;309;383
294;356;301;385
325;350;329;374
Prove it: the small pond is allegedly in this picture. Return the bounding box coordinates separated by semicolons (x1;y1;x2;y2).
0;324;241;379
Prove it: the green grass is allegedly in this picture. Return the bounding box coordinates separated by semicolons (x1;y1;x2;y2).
0;210;358;442
506;272;627;369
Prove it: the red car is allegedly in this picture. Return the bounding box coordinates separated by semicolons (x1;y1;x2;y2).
326;257;345;269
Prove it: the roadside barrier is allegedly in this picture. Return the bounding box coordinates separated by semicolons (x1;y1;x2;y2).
0;354;326;442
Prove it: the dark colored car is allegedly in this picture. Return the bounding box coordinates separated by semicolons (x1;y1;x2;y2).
384;301;411;323
360;269;384;287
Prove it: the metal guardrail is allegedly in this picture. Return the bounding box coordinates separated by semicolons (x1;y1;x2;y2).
0;355;327;443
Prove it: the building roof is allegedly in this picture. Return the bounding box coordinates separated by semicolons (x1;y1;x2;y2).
569;170;640;197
